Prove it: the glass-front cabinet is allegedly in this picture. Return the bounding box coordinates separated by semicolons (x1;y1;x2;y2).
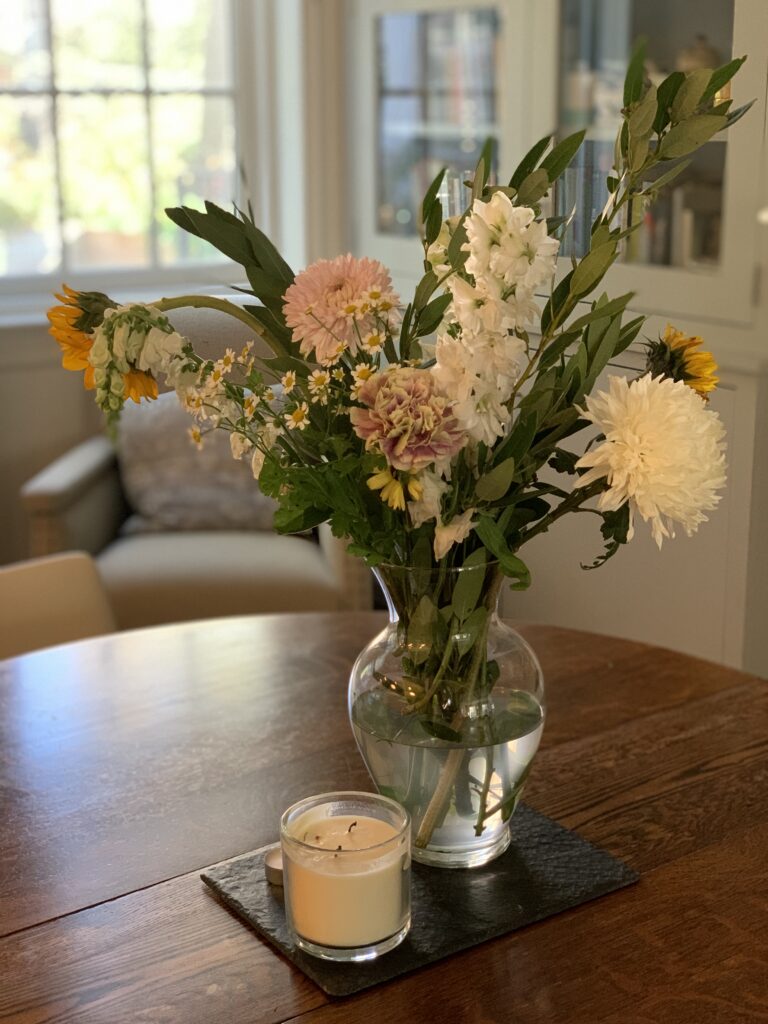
348;0;767;326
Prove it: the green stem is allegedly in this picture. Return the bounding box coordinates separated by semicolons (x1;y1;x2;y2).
153;294;281;354
407;617;457;713
414;568;503;850
519;480;605;546
473;748;495;836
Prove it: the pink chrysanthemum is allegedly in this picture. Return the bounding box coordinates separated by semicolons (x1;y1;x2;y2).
350;366;467;473
282;254;399;365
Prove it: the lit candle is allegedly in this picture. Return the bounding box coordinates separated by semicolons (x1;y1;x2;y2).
280;792;411;961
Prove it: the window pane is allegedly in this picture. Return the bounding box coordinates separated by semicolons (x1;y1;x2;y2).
51;0;143;90
556;0;734;267
0;0;51;88
59;95;150;269
0;97;60;275
148;0;233;91
376;10;500;236
153;95;236;265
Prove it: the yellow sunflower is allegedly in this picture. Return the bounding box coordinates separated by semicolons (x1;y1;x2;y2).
47;285;158;403
645;324;719;399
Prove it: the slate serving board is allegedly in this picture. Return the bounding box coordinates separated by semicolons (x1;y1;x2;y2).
201;803;638;998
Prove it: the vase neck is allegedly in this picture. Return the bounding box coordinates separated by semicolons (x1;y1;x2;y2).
373;563;502;625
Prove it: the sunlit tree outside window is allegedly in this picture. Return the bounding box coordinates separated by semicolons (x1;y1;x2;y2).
0;0;237;278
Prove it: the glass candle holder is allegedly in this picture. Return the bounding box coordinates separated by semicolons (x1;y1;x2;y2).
280;791;411;962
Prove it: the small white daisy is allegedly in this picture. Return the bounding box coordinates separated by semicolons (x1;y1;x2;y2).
286;402;310;431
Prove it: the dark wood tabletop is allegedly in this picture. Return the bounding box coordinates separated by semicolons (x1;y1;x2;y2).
0;613;766;1024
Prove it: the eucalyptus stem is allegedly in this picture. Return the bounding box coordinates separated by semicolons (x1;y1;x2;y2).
153;294;281;354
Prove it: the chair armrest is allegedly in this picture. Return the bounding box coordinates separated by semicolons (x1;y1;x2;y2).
318;523;373;610
21;437;128;557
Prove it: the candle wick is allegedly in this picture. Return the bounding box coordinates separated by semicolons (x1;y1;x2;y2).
348;821;358;833
336;845;343;851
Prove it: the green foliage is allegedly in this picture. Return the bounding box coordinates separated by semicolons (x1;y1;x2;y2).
582;503;632;570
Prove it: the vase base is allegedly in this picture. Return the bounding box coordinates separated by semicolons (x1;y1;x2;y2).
411;824;511;869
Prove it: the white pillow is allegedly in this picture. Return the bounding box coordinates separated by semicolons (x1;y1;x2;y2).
116;392;276;532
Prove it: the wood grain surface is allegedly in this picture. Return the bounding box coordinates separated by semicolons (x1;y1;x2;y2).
0;613;765;1024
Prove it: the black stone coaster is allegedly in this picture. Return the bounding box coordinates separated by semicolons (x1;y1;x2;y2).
201;804;638;998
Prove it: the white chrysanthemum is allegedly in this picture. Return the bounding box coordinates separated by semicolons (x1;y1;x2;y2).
576;374;727;548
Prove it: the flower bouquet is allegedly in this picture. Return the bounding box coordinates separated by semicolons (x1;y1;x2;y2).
50;46;749;866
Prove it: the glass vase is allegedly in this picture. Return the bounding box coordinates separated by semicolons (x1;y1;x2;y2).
348;562;545;869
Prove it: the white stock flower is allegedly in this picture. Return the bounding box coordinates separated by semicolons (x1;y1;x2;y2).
465;194;559;294
576;374;727;548
434;508;476;559
136;326;185;375
431;329;525;445
250;421;281;479
87;327;110;370
408;469;449;527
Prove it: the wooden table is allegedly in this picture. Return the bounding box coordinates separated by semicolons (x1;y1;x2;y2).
0;613;766;1024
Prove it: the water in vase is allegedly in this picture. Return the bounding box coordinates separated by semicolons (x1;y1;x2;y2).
351;689;544;867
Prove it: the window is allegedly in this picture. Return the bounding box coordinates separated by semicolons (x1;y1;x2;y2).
0;0;243;306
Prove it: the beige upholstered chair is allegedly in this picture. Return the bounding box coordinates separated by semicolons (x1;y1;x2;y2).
0;552;116;660
21;302;372;630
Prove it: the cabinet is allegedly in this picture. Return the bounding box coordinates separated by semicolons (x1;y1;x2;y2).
348;0;767;327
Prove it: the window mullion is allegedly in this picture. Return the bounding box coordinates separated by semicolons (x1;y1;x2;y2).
42;0;67;276
139;0;159;269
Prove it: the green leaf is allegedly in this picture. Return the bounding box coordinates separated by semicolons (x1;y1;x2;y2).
537;329;580;371
549;448;579;475
273;505;329;534
540;129;586;183
570;241;617;297
568;292;634;332
701;56;747;104
416;293;451;337
413;270;438;310
418;720;462;744
583;316;622;393
476;457;516;502
644;158;692;195
516;168;550;206
629;134;650;173
653;71;686;133
451;550;487;621
658;114;727;158
495;413;538;465
455;606;487;656
509;134;552;189
447;216;469;269
541;269;574;335
406;595;437;665
725;99;756;129
615;314;646;355
628;84;658;137
582;502;631;570
474;517;531;588
671;69;712;123
623;38;647;107
425;203;443;246
422;167;447;223
474;138;494;194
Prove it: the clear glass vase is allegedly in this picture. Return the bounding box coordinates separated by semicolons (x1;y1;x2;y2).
348;562;545;869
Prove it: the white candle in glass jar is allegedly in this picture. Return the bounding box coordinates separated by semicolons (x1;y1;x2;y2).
280;793;410;959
